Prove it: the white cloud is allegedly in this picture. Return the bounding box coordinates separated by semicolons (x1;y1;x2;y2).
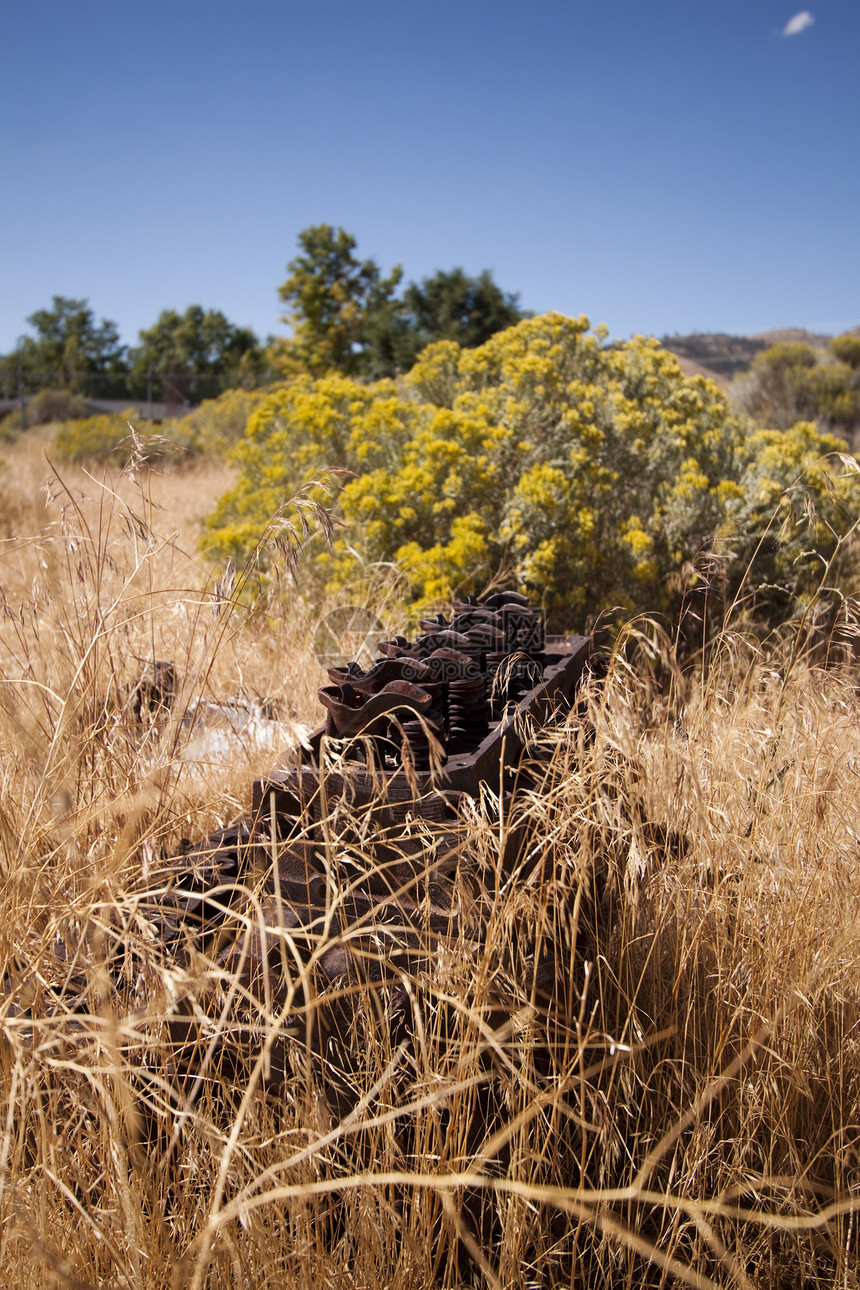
783;11;815;36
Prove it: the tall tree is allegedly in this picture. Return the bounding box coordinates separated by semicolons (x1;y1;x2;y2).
1;296;128;396
271;225;403;377
270;226;528;380
402;268;526;352
355;269;528;379
129;305;265;399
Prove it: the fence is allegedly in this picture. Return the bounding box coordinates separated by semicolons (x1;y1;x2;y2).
0;366;277;411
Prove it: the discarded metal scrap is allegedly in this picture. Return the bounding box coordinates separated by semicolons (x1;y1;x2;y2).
152;592;590;1087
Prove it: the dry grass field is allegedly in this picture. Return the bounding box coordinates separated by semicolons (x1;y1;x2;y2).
0;432;859;1288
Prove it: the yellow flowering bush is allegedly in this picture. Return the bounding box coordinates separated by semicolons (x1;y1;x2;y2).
724;420;858;618
53;411;159;462
203;314;856;627
51;387;273;465
165;386;271;455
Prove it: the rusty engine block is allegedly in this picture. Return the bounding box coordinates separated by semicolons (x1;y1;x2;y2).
147;592;590;1097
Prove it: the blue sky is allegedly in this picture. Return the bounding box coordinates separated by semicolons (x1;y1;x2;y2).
1;0;857;353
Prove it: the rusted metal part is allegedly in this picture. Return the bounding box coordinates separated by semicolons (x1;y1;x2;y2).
151;601;590;1090
317;678;433;739
430;634;590;796
235;631;589;985
254;632;589;805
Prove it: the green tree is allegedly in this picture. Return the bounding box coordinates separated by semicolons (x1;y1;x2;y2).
402;267;525;351
354;267;527;379
355;267;527;379
270;225;403;378
129;305;265;400
268;226;528;380
0;296;128;397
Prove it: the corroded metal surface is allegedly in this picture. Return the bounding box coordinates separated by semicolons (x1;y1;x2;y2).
152;597;590;1085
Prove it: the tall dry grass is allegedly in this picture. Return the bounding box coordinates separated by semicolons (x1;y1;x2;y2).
0;439;858;1288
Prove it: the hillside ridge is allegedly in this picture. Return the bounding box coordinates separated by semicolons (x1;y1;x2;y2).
660;325;859;387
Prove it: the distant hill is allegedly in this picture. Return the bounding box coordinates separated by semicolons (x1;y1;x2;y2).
660;327;857;389
751;327;833;349
669;353;733;390
661;332;769;382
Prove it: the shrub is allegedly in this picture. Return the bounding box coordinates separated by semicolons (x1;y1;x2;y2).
163;385;271;455
830;332;860;370
53;410;163;463
49;386;273;468
0;411;20;444
4;387;90;431
733;335;860;438
203;313;857;630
